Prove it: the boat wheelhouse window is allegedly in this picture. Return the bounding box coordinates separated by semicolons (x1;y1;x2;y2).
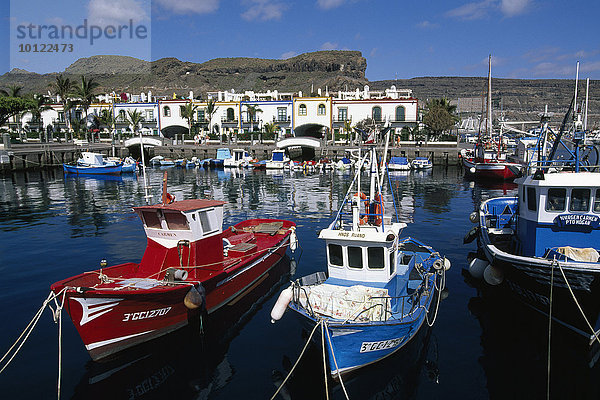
367;247;385;269
328;244;343;267
389;252;395;275
199;210;213;233
348;246;363;269
142;210;161;229
570;188;590;212
595;190;600;213
164;212;190;230
546;188;566;212
527;187;536;211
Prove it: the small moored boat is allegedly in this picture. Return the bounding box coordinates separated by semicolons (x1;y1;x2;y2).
271;145;448;378
51;174;297;360
63;152;122;175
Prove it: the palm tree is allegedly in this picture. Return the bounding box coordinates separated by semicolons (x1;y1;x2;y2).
127;109;144;135
72;75;99;141
245;104;262;133
0;85;23;98
262;121;279;142
423;97;459;139
204;98;218;142
99;109;117;140
50;75;74;134
343;119;353;144
26;94;51;140
180;102;199;139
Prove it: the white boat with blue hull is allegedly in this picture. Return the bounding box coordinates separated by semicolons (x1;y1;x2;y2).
271;145;448;378
470;98;600;341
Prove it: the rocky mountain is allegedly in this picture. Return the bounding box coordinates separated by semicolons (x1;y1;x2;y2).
1;51;597;127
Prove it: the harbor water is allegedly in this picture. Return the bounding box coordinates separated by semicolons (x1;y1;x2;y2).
0;166;598;399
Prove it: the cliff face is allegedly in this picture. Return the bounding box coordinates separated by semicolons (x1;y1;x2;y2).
0;51;368;95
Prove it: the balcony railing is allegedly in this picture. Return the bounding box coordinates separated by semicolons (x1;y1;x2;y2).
272;116;291;123
221;117;239;124
332;116;351;123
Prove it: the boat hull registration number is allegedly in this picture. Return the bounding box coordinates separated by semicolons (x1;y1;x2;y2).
360;337;405;353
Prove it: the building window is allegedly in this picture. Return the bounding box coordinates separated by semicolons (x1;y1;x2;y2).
146;110;154;121
277;107;287;122
197;110;205;122
318;103;326;115
179;106;185;117
58;112;65;122
227;108;235;122
298;104;307;116
372;106;382;122
118;110;126;121
570;188;590;212
338;107;348;121
75;111;82;120
395;106;406;122
163;106;171;117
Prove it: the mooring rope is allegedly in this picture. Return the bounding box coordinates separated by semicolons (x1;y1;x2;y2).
546;259;555;400
426;268;446;328
321;322;330;400
323;321;350;400
0;288;66;374
270;320;322;400
556;262;600;346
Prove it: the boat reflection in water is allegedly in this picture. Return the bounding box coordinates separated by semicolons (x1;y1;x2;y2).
272;322;439;399
463;266;600;399
72;256;294;400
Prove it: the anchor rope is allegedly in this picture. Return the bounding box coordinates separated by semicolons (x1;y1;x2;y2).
270;320;321;400
425;268;446;328
321;322;329;400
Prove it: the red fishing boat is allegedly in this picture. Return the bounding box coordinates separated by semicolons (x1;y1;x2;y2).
461;141;523;181
51;177;296;361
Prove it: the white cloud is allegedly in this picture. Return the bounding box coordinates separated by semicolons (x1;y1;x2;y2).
241;0;287;21
88;0;150;25
500;0;530;17
445;0;495;20
417;20;438;29
280;51;297;59
369;47;377;57
320;41;339;50
154;0;219;15
317;0;345;10
531;62;574;77
446;0;529;20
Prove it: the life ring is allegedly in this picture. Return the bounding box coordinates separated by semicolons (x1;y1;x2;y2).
165;192;175;204
356;192;369;224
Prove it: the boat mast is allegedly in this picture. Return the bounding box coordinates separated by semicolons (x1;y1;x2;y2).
139;131;152;203
584;78;589;131
574;61;580;115
487;54;492;137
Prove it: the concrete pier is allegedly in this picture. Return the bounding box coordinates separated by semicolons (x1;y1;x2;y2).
0;141;462;173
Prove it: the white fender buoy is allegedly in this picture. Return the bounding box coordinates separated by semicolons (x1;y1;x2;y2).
271;286;293;323
444;257;451;271
468;258;488;279
470;167;476;174
483;265;504;286
469;211;479;223
289;227;298;252
290;258;297;275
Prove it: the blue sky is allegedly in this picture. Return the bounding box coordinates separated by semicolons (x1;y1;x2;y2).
2;0;600;80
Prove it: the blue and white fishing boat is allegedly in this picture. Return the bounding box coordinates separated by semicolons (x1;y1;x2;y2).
411;157;432;170
224;148;253;168
469;91;600;341
121;156;138;173
265;149;289;169
63;152;122;175
210;148;232;168
387;156;411;171
271;144;449;378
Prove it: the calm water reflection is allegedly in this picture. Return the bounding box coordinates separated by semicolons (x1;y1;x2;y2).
0;166;597;399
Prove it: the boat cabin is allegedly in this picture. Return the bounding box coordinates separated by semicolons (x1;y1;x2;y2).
133;199;227;274
216;148;232;161
271;150;286;162
232;149;250;161
319;228;402;285
78;152;107;166
516;172;600;257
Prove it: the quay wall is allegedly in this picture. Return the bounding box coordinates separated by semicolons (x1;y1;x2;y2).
0;142;461;173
